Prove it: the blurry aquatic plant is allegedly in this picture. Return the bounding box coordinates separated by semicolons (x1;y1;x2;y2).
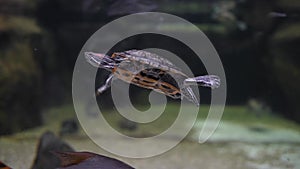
247;98;271;117
160;1;210;14
212;1;236;22
0;16;40;35
0;14;42;135
0;42;42;134
266;22;300;121
107;0;157;16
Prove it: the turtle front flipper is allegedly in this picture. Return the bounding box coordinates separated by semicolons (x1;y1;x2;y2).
184;75;220;89
96;74;114;95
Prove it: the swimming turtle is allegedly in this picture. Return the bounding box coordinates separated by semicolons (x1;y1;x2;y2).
85;49;220;106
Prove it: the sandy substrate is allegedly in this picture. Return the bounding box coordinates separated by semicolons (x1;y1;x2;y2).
1;105;300;169
1;120;299;169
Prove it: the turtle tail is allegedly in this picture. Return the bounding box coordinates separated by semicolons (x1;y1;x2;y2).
184;75;220;89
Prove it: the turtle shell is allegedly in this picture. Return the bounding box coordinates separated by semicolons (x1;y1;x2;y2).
111;50;192;100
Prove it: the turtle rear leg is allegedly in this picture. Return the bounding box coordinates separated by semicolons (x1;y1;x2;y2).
184;75;220;89
97;74;114;95
181;86;200;106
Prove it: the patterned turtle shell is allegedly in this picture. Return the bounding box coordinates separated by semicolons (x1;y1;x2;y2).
85;49;220;106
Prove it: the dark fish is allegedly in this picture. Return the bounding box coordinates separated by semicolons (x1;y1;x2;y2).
269;12;287;18
54;151;135;169
107;0;157;16
0;161;12;169
31;131;74;169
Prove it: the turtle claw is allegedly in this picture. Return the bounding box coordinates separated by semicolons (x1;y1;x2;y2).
184;75;220;89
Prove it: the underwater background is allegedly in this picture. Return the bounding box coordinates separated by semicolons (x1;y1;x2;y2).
0;0;300;169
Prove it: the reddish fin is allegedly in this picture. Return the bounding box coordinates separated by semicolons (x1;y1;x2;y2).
53;151;96;167
0;161;12;169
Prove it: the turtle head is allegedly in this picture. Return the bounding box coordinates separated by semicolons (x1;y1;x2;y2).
85;52;116;70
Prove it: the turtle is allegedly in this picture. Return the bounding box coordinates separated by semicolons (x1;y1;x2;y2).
85;49;220;106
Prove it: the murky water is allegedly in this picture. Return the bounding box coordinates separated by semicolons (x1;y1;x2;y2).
1;0;300;168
